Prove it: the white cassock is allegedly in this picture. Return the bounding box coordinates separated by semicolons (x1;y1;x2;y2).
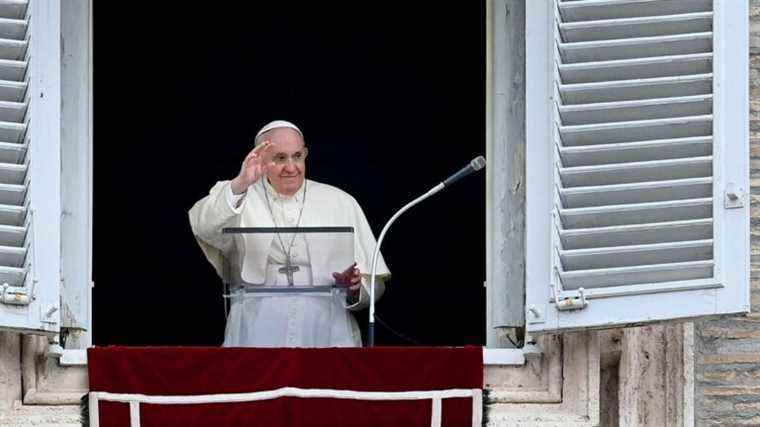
188;178;390;347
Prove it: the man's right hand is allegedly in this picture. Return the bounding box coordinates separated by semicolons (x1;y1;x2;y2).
230;141;273;194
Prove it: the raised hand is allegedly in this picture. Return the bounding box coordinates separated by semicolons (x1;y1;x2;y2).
332;262;361;294
230;141;273;194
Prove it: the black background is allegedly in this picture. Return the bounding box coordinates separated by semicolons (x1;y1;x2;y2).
93;2;486;346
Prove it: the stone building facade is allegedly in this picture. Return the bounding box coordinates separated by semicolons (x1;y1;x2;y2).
691;2;760;425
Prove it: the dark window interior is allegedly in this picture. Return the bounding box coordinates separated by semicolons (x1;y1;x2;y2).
93;2;486;346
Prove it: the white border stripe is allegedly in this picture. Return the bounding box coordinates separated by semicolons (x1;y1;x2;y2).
431;397;442;427
90;387;484;427
129;401;140;427
89;392;100;427
91;387;477;404
471;389;482;427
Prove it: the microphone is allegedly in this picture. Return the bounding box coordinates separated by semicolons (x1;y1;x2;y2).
367;155;486;346
442;156;487;187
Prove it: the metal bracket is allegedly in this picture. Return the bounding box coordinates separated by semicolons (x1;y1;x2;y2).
40;305;59;326
554;286;588;311
522;334;543;360
527;305;545;323
725;183;745;209
46;334;64;358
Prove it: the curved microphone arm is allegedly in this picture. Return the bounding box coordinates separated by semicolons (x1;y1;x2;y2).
366;155;485;347
368;183;444;347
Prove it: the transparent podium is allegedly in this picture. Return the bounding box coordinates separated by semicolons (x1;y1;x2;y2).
220;226;357;347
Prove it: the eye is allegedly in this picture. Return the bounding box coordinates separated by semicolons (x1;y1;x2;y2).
293;152;303;160
274;154;287;163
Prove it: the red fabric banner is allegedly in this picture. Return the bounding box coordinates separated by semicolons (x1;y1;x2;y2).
88;346;483;427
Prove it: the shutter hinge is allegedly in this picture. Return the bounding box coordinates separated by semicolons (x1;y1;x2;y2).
553;286;588;311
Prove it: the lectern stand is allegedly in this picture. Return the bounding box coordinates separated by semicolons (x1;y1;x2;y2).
219;226;356;346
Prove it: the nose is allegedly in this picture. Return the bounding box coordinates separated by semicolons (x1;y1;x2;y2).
283;161;298;173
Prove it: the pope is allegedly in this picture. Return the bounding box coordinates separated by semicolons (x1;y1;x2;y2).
189;120;390;347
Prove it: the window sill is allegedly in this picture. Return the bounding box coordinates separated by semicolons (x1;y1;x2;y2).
482;348;526;365
60;349;87;366
60;348;529;367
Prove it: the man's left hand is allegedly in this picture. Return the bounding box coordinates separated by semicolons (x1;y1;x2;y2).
333;262;361;294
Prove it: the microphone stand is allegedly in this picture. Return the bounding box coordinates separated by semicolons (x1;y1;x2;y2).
367;156;485;347
368;183;444;347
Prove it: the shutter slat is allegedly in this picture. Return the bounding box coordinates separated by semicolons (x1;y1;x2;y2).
558;260;714;289
0;244;24;266
558;0;712;23
0;203;24;226
560;239;712;270
560;177;712;208
559;218;713;250
559;12;712;42
559;94;711;125
0;223;24;247
559;156;711;187
559;136;711;166
0;79;26;102
559;32;711;63
559;53;713;84
0;263;25;286
560;74;712;104
0;100;26;123
0;182;24;205
0;161;24;184
560;198;712;229
0;59;26;82
0;18;25;40
559;53;712;84
0;140;25;164
0;1;27;21
559;115;712;146
0;38;25;61
0;121;25;142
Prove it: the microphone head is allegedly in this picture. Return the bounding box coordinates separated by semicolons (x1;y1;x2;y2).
470;156;486;171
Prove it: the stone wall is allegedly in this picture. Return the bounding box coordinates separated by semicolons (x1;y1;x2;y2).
693;2;760;425
0;333;83;426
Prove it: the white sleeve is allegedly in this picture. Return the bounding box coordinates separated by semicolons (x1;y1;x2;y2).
345;275;386;311
189;180;244;253
226;184;247;212
341;193;390;311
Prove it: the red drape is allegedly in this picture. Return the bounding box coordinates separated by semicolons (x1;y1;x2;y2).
88;346;483;427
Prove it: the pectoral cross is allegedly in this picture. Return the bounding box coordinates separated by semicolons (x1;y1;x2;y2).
278;257;300;286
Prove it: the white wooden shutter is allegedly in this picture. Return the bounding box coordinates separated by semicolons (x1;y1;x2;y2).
525;0;749;333
0;0;60;334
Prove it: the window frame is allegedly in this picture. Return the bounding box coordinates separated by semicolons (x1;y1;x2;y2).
60;0;93;345
65;0;525;367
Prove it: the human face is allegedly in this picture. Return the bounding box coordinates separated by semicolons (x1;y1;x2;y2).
262;128;306;196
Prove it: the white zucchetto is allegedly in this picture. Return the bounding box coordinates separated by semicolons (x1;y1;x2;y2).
255;120;303;145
